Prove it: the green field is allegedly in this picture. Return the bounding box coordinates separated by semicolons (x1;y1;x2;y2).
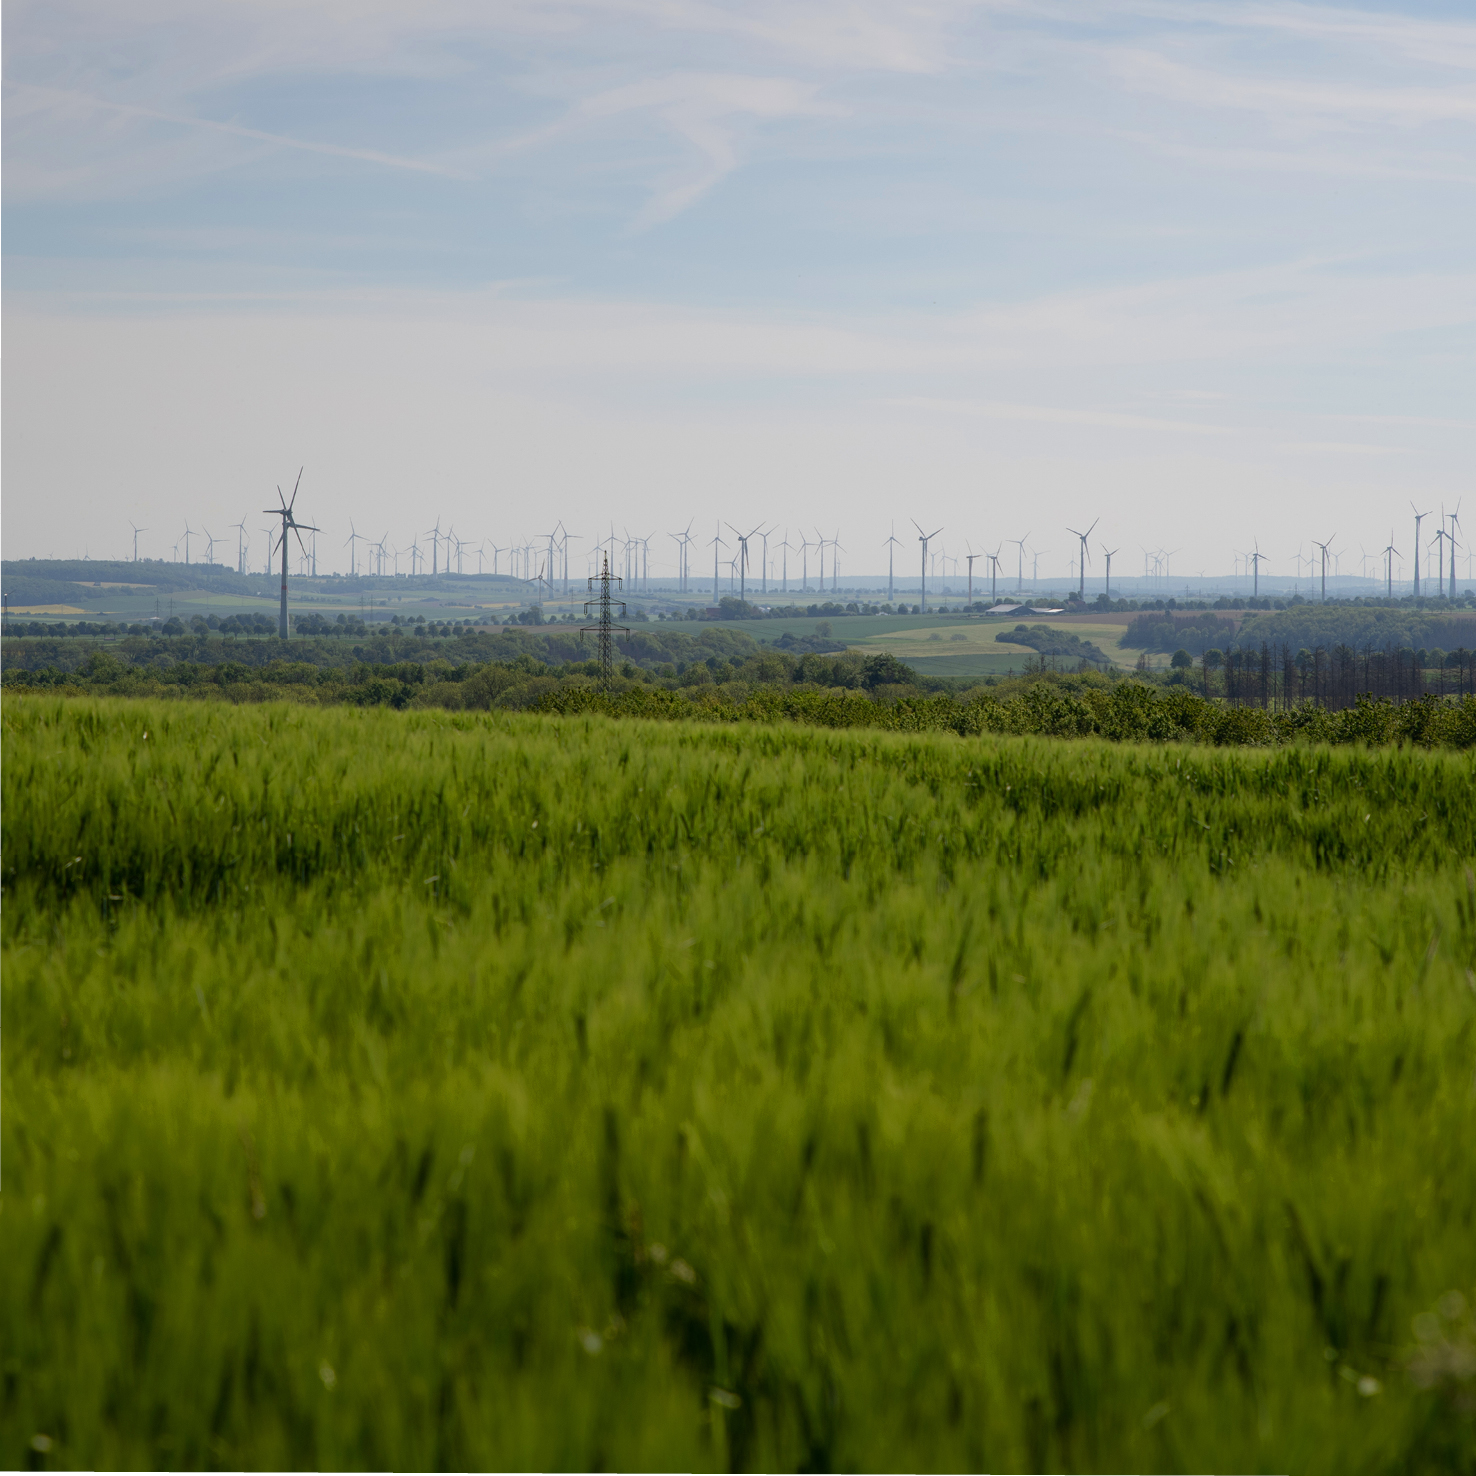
4;698;1475;1471
893;651;1037;678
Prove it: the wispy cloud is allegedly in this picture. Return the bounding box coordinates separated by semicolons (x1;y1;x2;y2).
5;81;466;177
1109;48;1476;128
584;72;837;227
460;70;836;226
888;394;1232;435
1103;1;1476;74
1110;127;1476;184
1283;439;1412;456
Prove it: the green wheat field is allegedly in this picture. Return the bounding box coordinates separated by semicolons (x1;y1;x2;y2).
3;696;1475;1472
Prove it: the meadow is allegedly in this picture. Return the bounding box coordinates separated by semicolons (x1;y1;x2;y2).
3;696;1475;1472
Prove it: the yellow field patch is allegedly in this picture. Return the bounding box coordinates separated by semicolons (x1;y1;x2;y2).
4;604;90;615
844;623;1028;655
845;619;1137;664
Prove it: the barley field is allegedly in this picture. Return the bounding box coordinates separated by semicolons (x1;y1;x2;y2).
3;697;1474;1472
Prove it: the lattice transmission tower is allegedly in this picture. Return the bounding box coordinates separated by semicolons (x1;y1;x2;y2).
582;552;630;689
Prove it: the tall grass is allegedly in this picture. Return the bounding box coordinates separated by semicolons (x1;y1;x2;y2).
4;697;1475;1471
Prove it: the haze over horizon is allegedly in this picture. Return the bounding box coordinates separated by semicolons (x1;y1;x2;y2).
4;0;1473;581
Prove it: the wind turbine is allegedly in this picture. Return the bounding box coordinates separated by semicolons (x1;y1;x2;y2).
726;523;763;604
965;545;980;606
232;518;250;575
709;524;727;599
344;521;367;577
1382;532;1400;598
537;528;557;589
181;520;194;566
1009;534;1030;594
913;520;942;613
1066;519;1099;601
680;521;695;593
1449;503;1463;600
1311;534;1336;602
987;545;1002;603
1411;502;1431;597
1248;540;1266;598
129;521;149;562
1102;546;1119;601
556;526;574;595
1431;522;1448;600
263;471;318;639
829;531;844;593
203;528;220;568
885;525;902;604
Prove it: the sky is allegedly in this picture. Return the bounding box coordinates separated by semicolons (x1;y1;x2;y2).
3;0;1474;585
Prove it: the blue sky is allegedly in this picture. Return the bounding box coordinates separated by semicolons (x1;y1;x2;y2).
4;0;1474;584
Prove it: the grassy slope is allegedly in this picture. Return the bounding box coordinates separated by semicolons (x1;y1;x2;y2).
3;698;1475;1471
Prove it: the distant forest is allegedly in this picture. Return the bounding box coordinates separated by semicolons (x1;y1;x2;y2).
1124;606;1476;658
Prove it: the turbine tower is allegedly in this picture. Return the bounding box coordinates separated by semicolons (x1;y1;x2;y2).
726;523;763;604
1411;503;1431;597
885;525;901;604
263;470;318;639
129;521;149;562
913;520;942;613
344;520;367;577
1248;540;1266;599
1066;519;1099;601
709;524;727;600
1010;534;1030;594
1312;534;1336;602
1102;546;1119;602
1449;504;1463;600
1382;533;1399;598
